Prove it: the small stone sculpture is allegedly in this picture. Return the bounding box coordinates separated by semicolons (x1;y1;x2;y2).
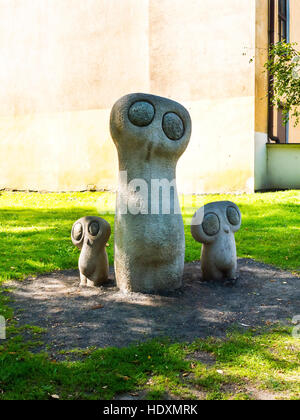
110;93;191;293
71;216;111;287
191;201;241;283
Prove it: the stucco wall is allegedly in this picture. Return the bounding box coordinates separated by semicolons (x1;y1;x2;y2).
254;0;269;191
255;0;269;135
0;0;256;193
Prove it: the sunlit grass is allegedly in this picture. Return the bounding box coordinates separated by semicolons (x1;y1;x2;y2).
187;326;300;400
0;190;299;283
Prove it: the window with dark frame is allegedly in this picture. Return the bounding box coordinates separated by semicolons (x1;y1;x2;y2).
268;0;289;144
278;0;287;41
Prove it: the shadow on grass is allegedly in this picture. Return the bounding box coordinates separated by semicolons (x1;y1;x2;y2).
0;325;298;400
0;333;190;400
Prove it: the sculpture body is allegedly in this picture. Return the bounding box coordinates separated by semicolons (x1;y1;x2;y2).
71;216;111;287
110;93;191;293
191;201;241;282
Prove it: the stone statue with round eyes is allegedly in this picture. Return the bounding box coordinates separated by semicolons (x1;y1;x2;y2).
71;216;111;287
110;93;191;293
191;201;241;283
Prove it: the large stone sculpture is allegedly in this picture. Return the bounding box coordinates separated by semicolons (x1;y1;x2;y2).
71;216;111;287
191;201;241;283
110;93;191;293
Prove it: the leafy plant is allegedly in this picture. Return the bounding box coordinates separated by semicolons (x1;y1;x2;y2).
265;41;300;126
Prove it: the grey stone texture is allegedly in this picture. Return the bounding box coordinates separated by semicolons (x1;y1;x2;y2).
110;93;191;293
71;216;111;287
191;201;241;282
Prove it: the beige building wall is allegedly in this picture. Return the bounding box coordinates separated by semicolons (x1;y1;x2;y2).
0;0;256;193
149;0;256;194
0;0;150;192
254;0;269;190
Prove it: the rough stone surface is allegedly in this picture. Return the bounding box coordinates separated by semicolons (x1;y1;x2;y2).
3;259;299;354
162;112;185;140
110;93;191;293
71;216;111;287
191;201;241;282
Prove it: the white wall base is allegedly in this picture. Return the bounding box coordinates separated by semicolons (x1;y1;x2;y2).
255;132;268;190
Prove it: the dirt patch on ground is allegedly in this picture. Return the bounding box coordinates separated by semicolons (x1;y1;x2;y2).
186;350;216;366
3;259;299;352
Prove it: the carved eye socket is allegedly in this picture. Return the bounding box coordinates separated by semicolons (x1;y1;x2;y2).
88;221;100;236
202;213;220;236
226;206;240;226
162;112;185;140
128;101;155;127
73;222;83;241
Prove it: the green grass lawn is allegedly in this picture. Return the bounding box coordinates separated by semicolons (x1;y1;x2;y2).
1;322;299;400
0;190;299;400
0;190;299;283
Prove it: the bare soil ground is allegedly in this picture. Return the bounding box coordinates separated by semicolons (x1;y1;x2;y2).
3;258;299;353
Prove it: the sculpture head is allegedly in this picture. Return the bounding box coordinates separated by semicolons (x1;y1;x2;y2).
110;93;192;161
71;216;111;251
191;201;241;245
